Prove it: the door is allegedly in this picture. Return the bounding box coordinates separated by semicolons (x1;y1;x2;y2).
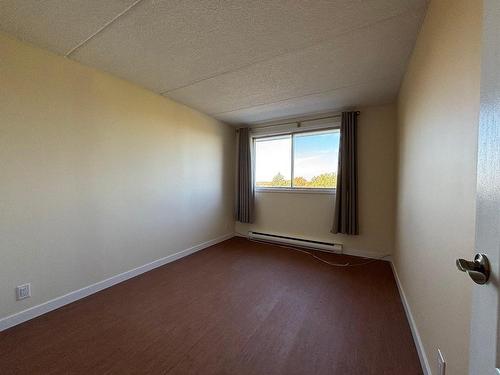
468;1;500;374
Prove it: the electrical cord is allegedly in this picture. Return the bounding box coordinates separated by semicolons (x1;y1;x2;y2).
235;232;391;267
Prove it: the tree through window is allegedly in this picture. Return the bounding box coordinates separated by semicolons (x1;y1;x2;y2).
254;129;339;190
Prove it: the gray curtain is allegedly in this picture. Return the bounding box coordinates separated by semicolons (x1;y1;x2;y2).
236;128;254;223
332;111;359;235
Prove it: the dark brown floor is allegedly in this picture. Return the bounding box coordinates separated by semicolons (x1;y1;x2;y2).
0;237;422;375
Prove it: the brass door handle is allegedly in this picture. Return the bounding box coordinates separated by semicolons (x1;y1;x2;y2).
456;254;490;285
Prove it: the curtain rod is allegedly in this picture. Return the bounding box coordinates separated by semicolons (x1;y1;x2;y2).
237;111;360;131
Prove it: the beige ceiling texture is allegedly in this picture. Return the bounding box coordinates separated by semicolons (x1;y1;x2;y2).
0;0;427;125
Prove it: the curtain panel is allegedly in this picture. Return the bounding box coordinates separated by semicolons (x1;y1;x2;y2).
332;111;359;235
236;128;254;223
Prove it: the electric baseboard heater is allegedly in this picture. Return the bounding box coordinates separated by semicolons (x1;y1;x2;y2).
248;231;343;254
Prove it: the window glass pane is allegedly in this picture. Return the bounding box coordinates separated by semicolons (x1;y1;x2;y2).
293;130;339;189
255;135;291;188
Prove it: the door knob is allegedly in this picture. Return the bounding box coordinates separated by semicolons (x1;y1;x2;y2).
456;253;490;285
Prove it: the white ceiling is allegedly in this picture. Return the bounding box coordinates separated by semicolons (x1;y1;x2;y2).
0;0;427;125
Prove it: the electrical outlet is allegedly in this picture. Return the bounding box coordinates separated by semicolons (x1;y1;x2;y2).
437;349;446;375
16;283;31;300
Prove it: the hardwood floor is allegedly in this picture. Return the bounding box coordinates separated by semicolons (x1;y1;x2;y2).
0;237;422;374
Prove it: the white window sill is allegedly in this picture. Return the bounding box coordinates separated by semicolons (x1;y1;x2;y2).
255;187;336;195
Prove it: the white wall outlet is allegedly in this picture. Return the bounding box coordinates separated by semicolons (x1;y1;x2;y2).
437;349;446;375
16;283;31;300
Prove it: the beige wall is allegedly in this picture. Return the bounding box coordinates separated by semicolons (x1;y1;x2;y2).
394;0;481;374
0;33;235;320
236;104;398;257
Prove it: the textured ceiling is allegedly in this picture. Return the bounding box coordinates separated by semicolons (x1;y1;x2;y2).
0;0;427;125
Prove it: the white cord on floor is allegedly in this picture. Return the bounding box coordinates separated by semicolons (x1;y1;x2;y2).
235;232;390;267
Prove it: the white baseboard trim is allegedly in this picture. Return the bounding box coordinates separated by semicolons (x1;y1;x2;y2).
0;233;235;332
390;261;431;375
342;248;390;260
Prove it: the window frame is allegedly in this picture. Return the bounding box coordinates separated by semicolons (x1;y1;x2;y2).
252;127;339;194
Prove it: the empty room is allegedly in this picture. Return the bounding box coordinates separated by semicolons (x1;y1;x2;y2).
1;0;499;374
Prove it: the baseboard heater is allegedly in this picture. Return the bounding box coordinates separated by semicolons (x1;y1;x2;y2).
248;231;343;254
